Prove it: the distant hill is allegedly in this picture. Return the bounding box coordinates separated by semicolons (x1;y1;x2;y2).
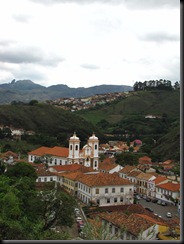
75;89;180;161
0;103;107;145
0;79;133;104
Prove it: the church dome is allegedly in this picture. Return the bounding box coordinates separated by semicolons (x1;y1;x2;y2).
70;132;80;140
89;133;98;140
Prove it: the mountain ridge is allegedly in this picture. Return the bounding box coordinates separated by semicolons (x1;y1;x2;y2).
0;79;133;104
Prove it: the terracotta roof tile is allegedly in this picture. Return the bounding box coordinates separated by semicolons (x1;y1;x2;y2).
127;170;142;177
28;146;69;157
157;182;180;192
78;172;133;187
154;175;168;184
119;165;137;174
136;172;155;180
98;158;118;171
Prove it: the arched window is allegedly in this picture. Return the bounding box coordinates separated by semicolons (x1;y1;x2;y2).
70;145;72;150
95;144;98;150
75;145;78;150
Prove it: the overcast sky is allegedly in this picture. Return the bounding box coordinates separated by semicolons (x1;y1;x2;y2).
0;0;180;88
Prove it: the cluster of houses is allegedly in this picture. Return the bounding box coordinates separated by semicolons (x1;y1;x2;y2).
0;133;180;240
47;92;130;111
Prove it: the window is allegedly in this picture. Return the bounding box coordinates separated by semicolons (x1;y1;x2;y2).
107;198;110;203
75;145;78;150
70;145;72;150
94;161;97;167
112;188;115;193
105;188;108;194
44;178;47;182
114;198;117;203
95;144;98;150
97;199;100;205
96;188;99;194
120;197;123;202
120;187;124;192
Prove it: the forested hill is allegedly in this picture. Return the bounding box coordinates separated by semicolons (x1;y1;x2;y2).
75;89;180;161
0;103;107;146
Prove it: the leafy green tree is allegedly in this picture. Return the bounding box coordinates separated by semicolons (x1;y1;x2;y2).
115;152;139;166
0;160;6;175
5;162;37;180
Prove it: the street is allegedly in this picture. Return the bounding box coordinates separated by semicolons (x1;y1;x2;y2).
137;198;179;220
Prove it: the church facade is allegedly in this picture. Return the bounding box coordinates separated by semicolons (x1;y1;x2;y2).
28;132;99;170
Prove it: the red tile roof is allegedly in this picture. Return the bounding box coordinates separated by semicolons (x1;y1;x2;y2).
162;160;173;165
49;164;82;172
138;156;152;164
97;211;168;236
78;172;133;187
157;182;180;192
98;158;118;171
49;164;96;173
28;146;69;157
154;175;168;185
119;165;137;174
59;171;83;180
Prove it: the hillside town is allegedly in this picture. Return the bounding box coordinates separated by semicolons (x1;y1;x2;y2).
0;132;180;240
46;91;131;111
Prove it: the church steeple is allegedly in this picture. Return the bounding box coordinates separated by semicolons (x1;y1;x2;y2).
68;132;80;164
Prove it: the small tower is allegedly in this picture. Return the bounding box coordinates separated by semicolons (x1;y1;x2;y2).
88;133;99;170
68;132;80;164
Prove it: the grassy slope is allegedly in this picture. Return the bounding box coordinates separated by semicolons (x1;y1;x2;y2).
75;90;180;125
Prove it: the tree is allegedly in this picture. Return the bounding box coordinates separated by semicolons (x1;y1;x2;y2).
5;162;37;180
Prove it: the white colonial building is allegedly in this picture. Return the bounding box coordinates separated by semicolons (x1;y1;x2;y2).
77;172;134;206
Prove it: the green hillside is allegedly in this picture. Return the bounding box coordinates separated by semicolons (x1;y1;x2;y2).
75;89;180;161
75;90;180;125
0;103;107;147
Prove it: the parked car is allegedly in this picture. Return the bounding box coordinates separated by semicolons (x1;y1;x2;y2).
152;199;158;203
76;216;83;222
166;212;172;218
145;207;154;212
157;200;162;205
161;201;167;206
142;195;147;200
146;197;151;202
135;195;141;200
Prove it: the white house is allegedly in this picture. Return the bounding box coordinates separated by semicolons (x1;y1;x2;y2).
96;211;166;240
77;172;134;206
155;181;180;204
98;157;123;174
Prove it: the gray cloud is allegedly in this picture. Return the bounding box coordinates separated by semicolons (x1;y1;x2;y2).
0;39;17;47
29;0;179;8
80;64;100;70
122;0;179;9
140;32;179;43
12;14;32;23
12;66;47;81
0;46;65;66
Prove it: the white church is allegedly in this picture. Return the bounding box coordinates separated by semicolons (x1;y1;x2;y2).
28;132;99;170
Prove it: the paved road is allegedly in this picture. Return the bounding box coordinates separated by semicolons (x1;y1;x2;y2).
137;198;179;220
